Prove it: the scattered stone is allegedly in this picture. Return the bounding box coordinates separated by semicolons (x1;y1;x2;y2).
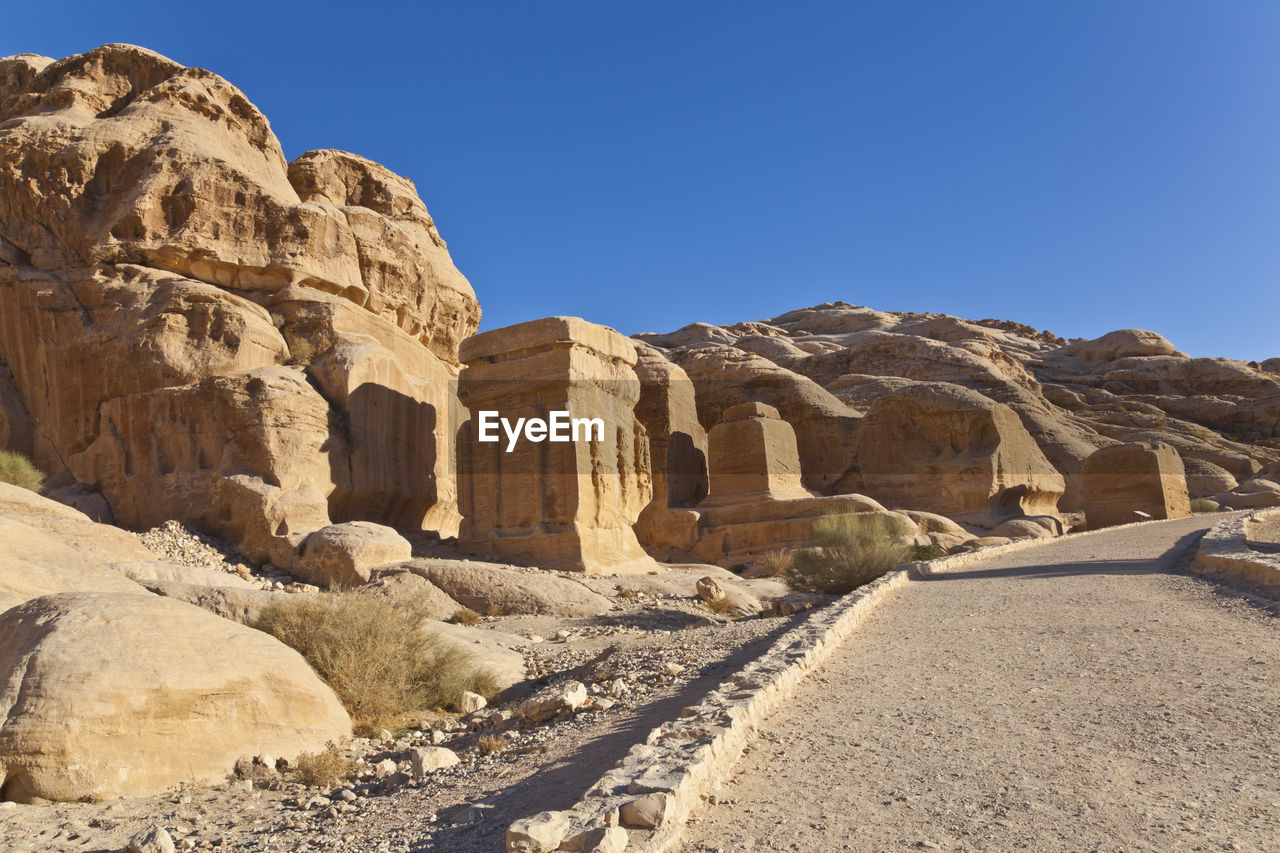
518;681;590;723
125;825;175;853
410;746;460;781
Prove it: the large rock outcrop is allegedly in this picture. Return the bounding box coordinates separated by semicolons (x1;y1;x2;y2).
1083;442;1191;529
0;44;479;569
638;305;1279;517
854;383;1065;521
0;592;352;802
456;317;654;572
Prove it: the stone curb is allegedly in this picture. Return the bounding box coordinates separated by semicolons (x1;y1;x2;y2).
1191;508;1280;596
505;514;1219;853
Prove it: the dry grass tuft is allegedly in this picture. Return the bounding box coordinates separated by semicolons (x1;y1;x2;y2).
255;594;497;734
758;549;792;578
0;449;44;493
477;734;507;756
1190;498;1221;514
785;512;913;595
292;746;356;787
449;607;481;626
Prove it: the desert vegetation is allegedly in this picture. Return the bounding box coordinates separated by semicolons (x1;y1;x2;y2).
0;449;44;492
785;512;913;595
255;595;497;734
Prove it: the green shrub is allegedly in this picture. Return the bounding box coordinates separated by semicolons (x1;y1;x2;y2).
0;449;44;493
255;594;497;734
1189;498;1220;514
785;513;913;595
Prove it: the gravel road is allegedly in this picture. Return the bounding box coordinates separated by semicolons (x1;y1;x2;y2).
681;515;1280;853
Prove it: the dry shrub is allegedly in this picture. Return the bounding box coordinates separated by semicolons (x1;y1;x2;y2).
292;746;356;787
785;513;913;595
449;607;481;626
255;595;497;734
910;543;949;562
477;734;507;756
0;450;44;493
759;549;792;578
702;595;736;616
284;337;317;366
1190;498;1220;514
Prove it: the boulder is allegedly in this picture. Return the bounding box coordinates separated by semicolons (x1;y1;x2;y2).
1214;479;1280;510
0;592;351;802
518;681;589;723
1054;329;1179;362
1182;457;1239;499
1083;442;1191;529
456;317;654;572
0;485;150;612
296;522;412;588
694;576;763;617
409;746;459;780
403;560;611;617
358;569;462;620
855;383;1065;520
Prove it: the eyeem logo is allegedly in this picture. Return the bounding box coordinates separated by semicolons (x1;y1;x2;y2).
476;411;605;452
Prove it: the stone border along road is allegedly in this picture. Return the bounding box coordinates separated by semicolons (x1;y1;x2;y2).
506;512;1257;853
1192;508;1280;596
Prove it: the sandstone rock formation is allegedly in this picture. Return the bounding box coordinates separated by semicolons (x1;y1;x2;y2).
688;404;913;567
0;483;152;611
1083;442;1191;529
401;560;612;617
0;592;351;802
638;305;1279;518
456;317;653;572
0;44;478;572
854;382;1064;521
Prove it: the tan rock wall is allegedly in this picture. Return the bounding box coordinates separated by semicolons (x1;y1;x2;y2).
457;317;653;572
1083;442;1191;529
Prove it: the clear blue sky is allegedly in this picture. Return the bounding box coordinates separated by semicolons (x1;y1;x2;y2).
6;2;1279;359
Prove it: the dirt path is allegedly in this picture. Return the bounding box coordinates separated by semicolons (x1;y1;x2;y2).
681;516;1280;853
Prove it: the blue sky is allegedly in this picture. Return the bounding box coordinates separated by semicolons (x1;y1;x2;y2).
5;2;1279;359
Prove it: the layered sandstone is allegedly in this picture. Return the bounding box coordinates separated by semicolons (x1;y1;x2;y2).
1083;442;1191;529
456;317;653;572
0;44;478;569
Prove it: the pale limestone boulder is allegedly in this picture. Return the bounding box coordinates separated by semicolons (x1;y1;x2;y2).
358;569;462;620
0;484;150;612
0;592;351;802
409;745;459;780
1214;479;1280;510
855;382;1065;520
426;621;527;691
457;317;654;573
296;522;412;589
1083;442;1191;530
403;560;611;617
136;581;280;624
109;560;256;589
518;681;589;723
694;576;762;618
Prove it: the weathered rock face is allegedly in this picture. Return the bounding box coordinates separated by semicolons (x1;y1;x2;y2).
456;317;654;572
688;405;913;568
0;592;352;802
855;383;1065;520
638;306;1279;516
703;403;813;505
0;44;479;567
632;345;708;554
0;483;151;612
1083;442;1191;529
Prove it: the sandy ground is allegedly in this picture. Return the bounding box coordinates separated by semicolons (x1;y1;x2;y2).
0;594;799;853
1249;515;1280;550
681;515;1280;853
